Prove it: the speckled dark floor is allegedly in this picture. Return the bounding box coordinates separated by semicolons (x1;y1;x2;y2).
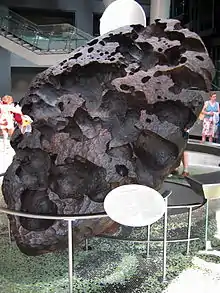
0;211;219;293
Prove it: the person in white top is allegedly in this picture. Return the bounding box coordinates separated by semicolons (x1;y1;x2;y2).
0;95;21;151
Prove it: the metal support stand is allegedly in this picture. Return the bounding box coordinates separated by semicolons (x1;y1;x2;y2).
205;201;209;251
186;207;192;255
68;220;73;293
85;238;89;251
8;218;12;244
162;197;168;283
147;225;151;258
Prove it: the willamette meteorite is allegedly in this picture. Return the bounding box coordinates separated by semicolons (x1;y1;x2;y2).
3;19;215;255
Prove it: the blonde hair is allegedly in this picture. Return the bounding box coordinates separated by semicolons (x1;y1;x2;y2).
1;95;13;104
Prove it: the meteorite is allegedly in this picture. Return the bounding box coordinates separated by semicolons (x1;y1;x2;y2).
2;19;214;255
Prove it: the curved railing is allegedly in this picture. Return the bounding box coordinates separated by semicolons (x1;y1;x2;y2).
0;191;202;292
187;139;220;156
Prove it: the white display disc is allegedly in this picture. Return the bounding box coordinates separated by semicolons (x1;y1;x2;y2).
100;0;146;35
104;184;165;227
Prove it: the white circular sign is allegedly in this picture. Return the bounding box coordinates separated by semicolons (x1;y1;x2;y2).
100;0;146;35
104;184;165;227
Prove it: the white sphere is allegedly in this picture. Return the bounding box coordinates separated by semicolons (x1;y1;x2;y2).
100;0;146;35
104;184;165;227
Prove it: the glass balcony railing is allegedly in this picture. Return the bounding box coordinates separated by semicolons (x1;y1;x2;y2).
0;6;93;54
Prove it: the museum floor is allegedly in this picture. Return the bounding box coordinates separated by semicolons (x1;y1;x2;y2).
0;139;220;293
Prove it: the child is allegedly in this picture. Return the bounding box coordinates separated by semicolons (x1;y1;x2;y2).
0;95;16;151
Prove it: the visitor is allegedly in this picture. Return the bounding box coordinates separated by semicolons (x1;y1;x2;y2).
0;95;15;151
216;113;220;144
169;129;189;177
0;95;22;151
181;151;189;177
169;151;189;177
201;92;219;143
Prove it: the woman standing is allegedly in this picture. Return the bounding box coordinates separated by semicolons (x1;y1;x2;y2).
201;93;219;143
0;95;20;151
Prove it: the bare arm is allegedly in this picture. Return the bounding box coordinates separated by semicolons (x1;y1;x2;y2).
202;102;210;115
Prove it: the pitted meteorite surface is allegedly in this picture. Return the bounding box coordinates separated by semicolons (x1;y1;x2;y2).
3;19;214;255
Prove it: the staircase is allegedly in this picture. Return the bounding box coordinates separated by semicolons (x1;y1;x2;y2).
0;7;93;66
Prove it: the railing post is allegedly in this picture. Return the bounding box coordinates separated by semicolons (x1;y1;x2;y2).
47;32;53;51
33;30;40;51
7;218;12;244
85;238;89;251
162;197;168;283
19;24;26;44
205;200;209;251
186;207;193;255
146;225;151;258
68;220;73;293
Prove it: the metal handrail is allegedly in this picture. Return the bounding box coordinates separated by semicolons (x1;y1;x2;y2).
0;6;92;54
187;139;220;156
0;202;202;217
0;189;172;219
0;206;108;220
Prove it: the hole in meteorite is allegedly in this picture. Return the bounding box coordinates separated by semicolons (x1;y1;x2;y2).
88;39;98;46
146;118;152;123
182;38;206;52
115;165;129;177
152;100;196;129
20;190;57;231
134;130;179;171
174;22;182;30
154;71;163;77
99;40;105;46
166;31;185;42
158;48;163;52
62;117;86;141
88;47;94;53
131;31;139;40
110;51;117;56
58;102;64;111
141;76;151;83
22;102;33;115
60;60;67;66
196;55;204;61
70;52;82;60
49;158;109;202
120;84;130;91
180;56;187;63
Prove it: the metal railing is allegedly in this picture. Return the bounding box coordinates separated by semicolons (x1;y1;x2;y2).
0;203;108;293
0;139;218;292
0;182;203;292
0;6;92;54
187;139;220;156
